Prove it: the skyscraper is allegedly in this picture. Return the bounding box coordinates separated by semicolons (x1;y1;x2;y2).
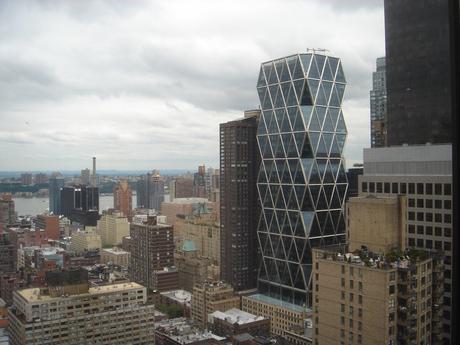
256;51;348;306
220;109;260;291
80;168;91;185
48;177;64;215
384;0;453;145
370;57;387;147
136;172;165;211
193;165;208;198
113;180;132;218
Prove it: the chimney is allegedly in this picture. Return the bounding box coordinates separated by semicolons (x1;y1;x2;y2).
92;157;96;186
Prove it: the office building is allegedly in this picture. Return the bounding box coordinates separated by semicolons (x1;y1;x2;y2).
60;185;99;226
345;164;363;201
0;194;15;227
208;308;270;338
220;109;260;291
96;212;130;247
170;178;194;200
358;144;452;341
137;172;165;211
152;267;180;292
370;57;387;147
193;165;208;199
48;177;64;216
80;168;91;185
256;52;348;305
384;0;453;145
158;290;192;318
113;180;132;218
33;173;48;185
130;216;174;290
34;215;59;241
69;228;101;253
0;234;14;274
191;281;240;329
20;174;32;186
8;270;155;345
160;197;215;227
242;293;310;337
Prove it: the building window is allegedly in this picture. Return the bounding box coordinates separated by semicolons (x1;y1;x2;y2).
444;228;451;237
444;242;451;251
426;240;433;249
341;304;345;313
408;238;415;246
435;214;442;223
417;183;424;194
408;183;415;194
444;214;451;224
341;291;345;300
425;183;432;195
426;226;433;235
417;199;424;208
417;225;424;234
417;212;424;221
384;183;390;193
444;184;451;196
349;293;354;302
376;182;382;193
408;212;415;221
444;200;452;209
369;182;375;193
349;319;353;328
426;199;433;208
408;198;415;207
408;225;415;233
435;227;442;236
400;183;406;194
349;280;354;289
392;183;398;194
358;308;362;317
435;199;442;209
341;265;345;274
362;182;368;192
417;239;424;247
435;184;442;195
358;282;363;292
358;295;363;304
426;213;433;222
341;278;345;287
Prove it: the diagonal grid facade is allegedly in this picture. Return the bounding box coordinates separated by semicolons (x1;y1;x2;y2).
256;52;348;306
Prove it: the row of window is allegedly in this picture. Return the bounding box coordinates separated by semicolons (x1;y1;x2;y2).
362;182;451;196
408;211;451;224
408;198;451;209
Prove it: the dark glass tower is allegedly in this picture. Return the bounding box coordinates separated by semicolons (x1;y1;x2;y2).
220;109;260;291
48;177;64;215
384;0;452;145
370;57;387;147
256;52;348;306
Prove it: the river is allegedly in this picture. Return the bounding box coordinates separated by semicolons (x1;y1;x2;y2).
13;195;138;216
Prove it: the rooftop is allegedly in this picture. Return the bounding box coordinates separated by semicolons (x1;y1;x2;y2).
155;317;225;343
209;308;266;324
245;294;309;314
160;289;192;304
101;248;129;255
17;282;144;303
163;198;209;204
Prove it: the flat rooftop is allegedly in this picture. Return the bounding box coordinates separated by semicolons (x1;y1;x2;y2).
163;198;210;204
245;294;309;313
160;289;191;304
210;308;266;324
17;282;144;303
101;248;129;255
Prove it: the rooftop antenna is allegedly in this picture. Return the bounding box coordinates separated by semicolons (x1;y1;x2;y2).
306;48;330;54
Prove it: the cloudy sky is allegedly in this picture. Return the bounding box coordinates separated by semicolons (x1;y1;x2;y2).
0;0;384;172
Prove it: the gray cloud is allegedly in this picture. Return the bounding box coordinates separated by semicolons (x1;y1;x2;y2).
0;0;384;171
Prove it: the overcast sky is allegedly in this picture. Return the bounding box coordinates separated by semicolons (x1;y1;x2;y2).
0;0;385;172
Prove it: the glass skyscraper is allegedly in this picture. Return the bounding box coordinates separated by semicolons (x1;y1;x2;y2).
256;52;348;306
370;57;387;147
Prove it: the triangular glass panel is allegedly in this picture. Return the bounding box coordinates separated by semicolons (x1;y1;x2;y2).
329;86;340;107
328;57;339;80
315;54;326;78
316;106;327;128
286;84;297;106
308;132;320;153
300;82;313;106
291;107;305;132
294;267;305;290
288;188;299;209
258;184;268;203
308;112;321;131
317;159;327;181
322;58;334;81
301;135;314;158
336;112;347;134
323;185;334;208
293;79;304;103
268;84;278;106
289;134;299;158
323;133;333;155
330;136;341;158
300;54;312;75
263;186;273;208
336;133;346;154
286;56;297;79
300;106;313;127
274;59;285;83
288;211;300;231
316;190;328;210
309;163;321;184
308;58;320;79
263;63;274;85
309;217;321;238
257;135;267;159
328;108;340;128
336;163;347;184
330;210;341;228
317;211;328;232
336;83;345;104
337;184;348;203
281;162;292;184
323;161;334;184
295;185;306;205
331;188;341;209
301;211;314;233
275;109;285;133
294;161;305;184
280;60;291;82
337;214;346;235
322;81;333;105
293;132;305;155
264;209;273;229
301;158;314;180
257;113;268;135
308;185;321;205
258;161;267;183
281;134;292;157
257;66;266;87
316;135;328;157
274;86;285;108
292;56;304;80
335;62;346;83
315;84;328;106
322;110;335;132
323;213;335;235
307;79;320;102
287;107;298;131
329;159;340;181
280;82;291;106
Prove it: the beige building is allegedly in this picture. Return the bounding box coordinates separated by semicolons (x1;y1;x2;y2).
160;198;216;227
70;229;101;253
100;247;130;267
312;195;444;345
175;240;220;292
8;272;155;345
242;293;309;337
191;281;239;329
175;214;220;266
97;212;130;247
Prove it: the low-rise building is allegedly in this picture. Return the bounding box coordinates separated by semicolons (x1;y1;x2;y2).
192;281;240;329
100;247;130;267
241;294;309;337
159;290;192;318
208;308;270;338
70;228;101;253
8;269;156;345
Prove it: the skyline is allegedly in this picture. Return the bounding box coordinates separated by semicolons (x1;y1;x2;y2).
0;0;385;170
